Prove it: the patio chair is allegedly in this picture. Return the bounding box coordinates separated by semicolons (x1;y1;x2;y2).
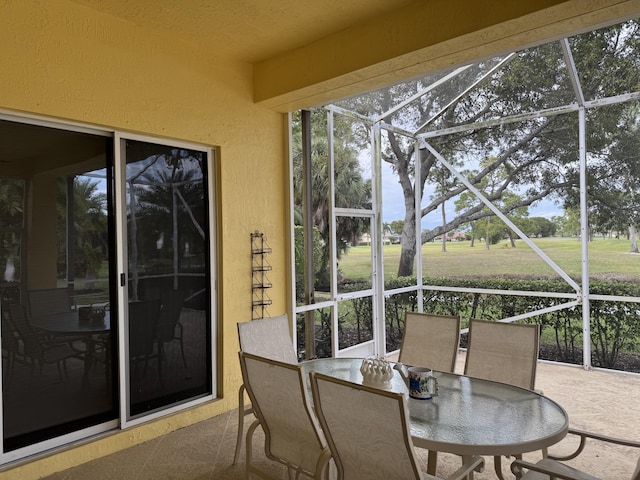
464;318;540;390
27;287;87;349
238;351;331;480
27;287;72;318
155;289;187;372
396;313;462;475
511;428;640;480
399;312;460;373
2;315;20;385
463;318;540;477
128;299;162;385
233;314;298;465
6;303;79;382
309;371;485;480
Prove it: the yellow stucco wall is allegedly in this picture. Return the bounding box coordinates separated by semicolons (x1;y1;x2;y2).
0;1;288;478
1;0;638;478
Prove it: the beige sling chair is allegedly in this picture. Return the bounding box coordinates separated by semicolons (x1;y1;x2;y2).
239;352;330;480
464;318;541;478
464;318;540;391
310;371;484;480
399;312;461;373
233;314;298;465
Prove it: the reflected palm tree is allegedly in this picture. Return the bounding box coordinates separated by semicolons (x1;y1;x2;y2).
0;179;24;282
126;148;206;301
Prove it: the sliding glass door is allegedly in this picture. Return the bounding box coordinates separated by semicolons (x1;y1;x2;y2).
0;120;118;454
0;117;216;462
122;138;212;419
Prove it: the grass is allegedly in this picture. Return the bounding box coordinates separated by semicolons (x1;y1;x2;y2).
316;236;640;361
339;236;640;283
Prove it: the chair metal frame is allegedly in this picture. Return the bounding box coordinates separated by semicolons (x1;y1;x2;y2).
511;428;640;480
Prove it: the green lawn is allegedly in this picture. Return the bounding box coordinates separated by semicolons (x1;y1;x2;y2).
339;236;640;282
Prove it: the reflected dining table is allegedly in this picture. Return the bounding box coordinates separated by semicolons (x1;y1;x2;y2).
301;357;569;480
30;310;111;389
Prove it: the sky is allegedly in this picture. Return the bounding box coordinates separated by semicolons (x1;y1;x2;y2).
379;157;564;231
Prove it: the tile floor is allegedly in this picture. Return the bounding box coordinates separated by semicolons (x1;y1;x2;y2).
41;353;640;480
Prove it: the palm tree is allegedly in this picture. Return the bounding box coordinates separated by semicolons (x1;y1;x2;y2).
291;110;371;288
0;179;24;281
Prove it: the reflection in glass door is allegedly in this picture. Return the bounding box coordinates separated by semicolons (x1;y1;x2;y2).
123;139;212;418
0;120;117;452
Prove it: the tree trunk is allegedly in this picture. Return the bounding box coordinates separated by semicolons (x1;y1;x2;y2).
630;224;638;253
485;218;490;251
470;221;476;247
441;201;447;252
398;205;417;277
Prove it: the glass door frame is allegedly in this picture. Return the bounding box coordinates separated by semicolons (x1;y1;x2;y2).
114;131;218;429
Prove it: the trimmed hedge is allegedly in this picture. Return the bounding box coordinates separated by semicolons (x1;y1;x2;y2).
338;277;640;370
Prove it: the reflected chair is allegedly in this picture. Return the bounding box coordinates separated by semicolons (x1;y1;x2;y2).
7;304;79;382
239;352;331;480
399;312;461;372
464;318;540;390
309;371;485;480
128;299;162;385
155;289;187;373
27;287;86;349
2;316;20;385
511;428;640;480
233;314;298;465
27;287;72;318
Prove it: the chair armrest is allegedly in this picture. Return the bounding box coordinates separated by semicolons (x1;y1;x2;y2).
550;428;640;461
445;456;484;480
239;383;254;415
511;458;585;480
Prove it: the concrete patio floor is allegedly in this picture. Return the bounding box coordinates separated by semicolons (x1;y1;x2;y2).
42;352;640;480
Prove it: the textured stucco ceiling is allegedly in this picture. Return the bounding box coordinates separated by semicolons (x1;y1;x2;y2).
68;0;416;63
66;0;640;111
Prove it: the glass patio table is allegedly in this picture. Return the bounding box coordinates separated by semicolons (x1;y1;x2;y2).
30;311;111;335
301;357;569;479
